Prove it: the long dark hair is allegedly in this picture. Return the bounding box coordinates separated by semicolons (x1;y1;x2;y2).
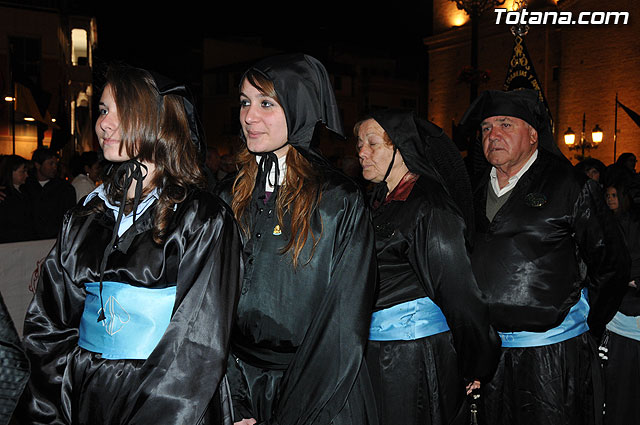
96;64;206;243
0;154;29;192
232;71;323;267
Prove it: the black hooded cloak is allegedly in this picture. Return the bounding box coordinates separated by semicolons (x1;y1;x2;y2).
217;53;378;425
362;109;500;425
458;89;630;425
20;68;243;425
0;292;29;425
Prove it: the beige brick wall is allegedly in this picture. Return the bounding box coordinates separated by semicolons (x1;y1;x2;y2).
427;0;640;167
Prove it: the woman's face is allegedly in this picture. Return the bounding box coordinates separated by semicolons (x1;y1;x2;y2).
239;79;290;158
12;164;28;186
606;186;619;211
96;84;130;162
356;119;397;183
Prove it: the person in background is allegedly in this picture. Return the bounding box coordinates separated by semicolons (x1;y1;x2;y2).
613;153;640;205
616;152;637;174
218;53;378;425
355;109;501;425
21;63;243;424
458;89;629;425
203;146;222;192
71;150;103;202
0;154;35;243
575;157;606;185
601;172;640;425
21;148;76;239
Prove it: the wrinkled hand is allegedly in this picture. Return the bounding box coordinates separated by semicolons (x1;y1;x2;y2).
234;419;257;425
466;380;481;395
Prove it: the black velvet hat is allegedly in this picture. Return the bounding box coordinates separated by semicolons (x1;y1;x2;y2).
459;88;563;157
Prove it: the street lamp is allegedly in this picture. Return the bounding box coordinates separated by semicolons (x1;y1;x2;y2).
591;124;603;143
5;94;16;154
451;0;506;102
563;127;576;146
564;113;603;160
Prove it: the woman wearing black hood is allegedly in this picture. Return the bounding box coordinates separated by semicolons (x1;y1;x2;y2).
354;110;501;425
217;54;378;425
21;64;243;424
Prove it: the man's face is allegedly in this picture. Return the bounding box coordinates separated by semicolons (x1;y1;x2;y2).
36;157;58;180
480;116;538;172
625;156;637;172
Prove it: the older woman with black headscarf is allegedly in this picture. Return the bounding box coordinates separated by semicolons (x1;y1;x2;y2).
21;63;243;424
354;109;500;425
217;53;378;425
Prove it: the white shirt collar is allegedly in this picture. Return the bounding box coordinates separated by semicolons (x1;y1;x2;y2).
84;184;161;236
490;149;538;197
255;154;287;192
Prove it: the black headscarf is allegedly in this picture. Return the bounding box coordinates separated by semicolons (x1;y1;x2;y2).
240;53;344;200
459;88;564;158
242;53;344;151
368;109;475;237
150;71;207;163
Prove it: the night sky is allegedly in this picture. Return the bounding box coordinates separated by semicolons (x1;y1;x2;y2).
86;4;435;83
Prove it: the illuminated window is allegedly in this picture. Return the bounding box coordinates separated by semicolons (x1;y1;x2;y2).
71;28;88;66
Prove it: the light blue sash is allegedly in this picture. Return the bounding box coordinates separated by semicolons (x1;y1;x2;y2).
499;289;590;348
78;281;176;360
606;312;640;342
369;296;450;341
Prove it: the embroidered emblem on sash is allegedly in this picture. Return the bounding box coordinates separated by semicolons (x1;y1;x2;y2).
273;224;282;235
98;296;130;335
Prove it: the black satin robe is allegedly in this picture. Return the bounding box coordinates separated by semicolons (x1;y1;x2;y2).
602;209;640;424
372;175;500;379
0;291;29;425
368;174;500;425
613;210;640;316
472;149;629;337
219;169;378;425
20;189;243;425
471;148;630;425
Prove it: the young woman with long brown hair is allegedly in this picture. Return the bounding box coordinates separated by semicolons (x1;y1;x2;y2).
217;53;378;425
21;64;243;424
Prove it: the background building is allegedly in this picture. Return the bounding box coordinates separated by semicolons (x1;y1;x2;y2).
201;34;430;163
425;0;640;166
0;2;96;162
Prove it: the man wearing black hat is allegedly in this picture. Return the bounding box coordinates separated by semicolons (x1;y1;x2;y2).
460;89;630;425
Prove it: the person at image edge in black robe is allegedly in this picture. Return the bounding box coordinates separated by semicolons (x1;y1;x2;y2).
0;291;29;425
458;89;630;425
216;53;378;425
354;110;501;425
19;64;243;424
